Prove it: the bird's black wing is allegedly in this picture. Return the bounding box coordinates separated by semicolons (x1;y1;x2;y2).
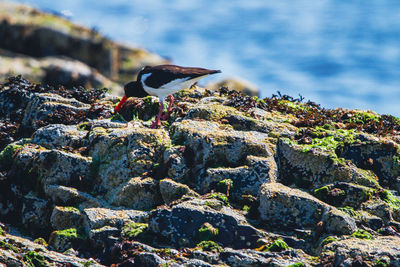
139;65;221;88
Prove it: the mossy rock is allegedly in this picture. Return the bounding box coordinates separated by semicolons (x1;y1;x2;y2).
198;222;219;242
195;240;223;253
23;250;49;267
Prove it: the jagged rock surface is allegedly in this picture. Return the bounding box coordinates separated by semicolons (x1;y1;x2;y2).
1;76;400;266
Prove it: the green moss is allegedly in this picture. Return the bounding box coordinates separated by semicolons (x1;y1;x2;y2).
279;100;308;112
374;258;390;267
313;185;330;200
321;236;338;247
0;143;22;166
287;263;306;267
33;238;48;246
53;227;85;242
266;239;289;252
338;206;360;217
23;250;48;267
83;259;96;267
0;240;20;253
122;222;148;239
299;128;357;154
110;113;127;122
207;193;229;206
196;240;223;253
381;190;400;209
77;122;89;131
216;179;233;195
347;111;380;124
351;229;373;240
198;223;219;241
243;205;250;212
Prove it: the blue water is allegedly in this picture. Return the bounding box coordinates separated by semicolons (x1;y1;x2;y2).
10;0;400;116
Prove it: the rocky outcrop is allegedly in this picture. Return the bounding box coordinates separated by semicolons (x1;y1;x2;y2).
1;76;400;265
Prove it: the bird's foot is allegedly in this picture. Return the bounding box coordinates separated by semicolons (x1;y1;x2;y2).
150;120;159;129
160;112;170;120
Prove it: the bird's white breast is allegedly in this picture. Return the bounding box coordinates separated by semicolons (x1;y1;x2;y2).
141;74;207;101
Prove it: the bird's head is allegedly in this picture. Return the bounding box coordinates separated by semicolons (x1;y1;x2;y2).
114;81;149;112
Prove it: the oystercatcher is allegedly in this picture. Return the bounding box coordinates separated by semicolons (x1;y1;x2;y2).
115;64;221;128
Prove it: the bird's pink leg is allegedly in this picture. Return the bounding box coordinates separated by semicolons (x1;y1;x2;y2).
161;95;174;120
150;100;164;129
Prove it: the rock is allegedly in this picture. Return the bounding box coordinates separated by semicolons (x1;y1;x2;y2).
185;103;297;137
149;198;262;248
109;177;163;210
163;146;190;183
88;226;120;248
159;178;199;205
34;149;92;189
134;252;167;267
171;119;273;169
31;124;88;149
48;228;82;252
21;192;52;234
22;93;90;131
87;125;170;193
203;155;277;199
322;236;400;266
312;182;374;209
207;77;259;96
0;52;122;93
50;206;82;230
219;248;313;267
278;138;380;189
258;183;357;235
0;231;104;266
339;134;400;190
82;207;148;232
44;184;103;207
361;199;393;223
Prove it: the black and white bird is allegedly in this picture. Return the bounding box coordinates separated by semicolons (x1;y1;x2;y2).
115;64;221;128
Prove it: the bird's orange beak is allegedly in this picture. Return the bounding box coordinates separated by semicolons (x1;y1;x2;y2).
115;95;128;112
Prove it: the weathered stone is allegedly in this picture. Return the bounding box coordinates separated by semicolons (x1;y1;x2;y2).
278;139;379;189
82;207;148;232
171;120;273;169
203;155;277;198
109;177;163;210
0;232;104;266
35;149;92;188
339;133;400;189
87;125;170;192
322;236;400;266
134;252;167;267
88;226;120;248
185;103;297;138
159;178;199;205
31;124;88;149
361;199;393;223
163;146;189;183
44;184;103;207
220;248;313;267
313;182;374;209
259;183;356;234
149;198;262;248
50;206;82;230
22;93;90;130
21;192;51;234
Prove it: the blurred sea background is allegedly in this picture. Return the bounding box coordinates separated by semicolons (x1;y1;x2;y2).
11;0;400;116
